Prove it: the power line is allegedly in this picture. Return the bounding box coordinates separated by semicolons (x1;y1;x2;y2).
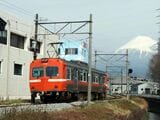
0;0;33;14
0;0;34;17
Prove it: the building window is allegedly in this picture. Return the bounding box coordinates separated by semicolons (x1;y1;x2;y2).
0;31;7;45
30;39;41;53
82;49;86;56
14;64;22;75
11;33;25;49
65;48;78;55
0;61;1;74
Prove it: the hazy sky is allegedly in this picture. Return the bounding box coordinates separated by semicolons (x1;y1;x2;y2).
0;0;160;52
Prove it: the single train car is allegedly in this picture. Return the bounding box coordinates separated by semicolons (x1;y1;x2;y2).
29;58;108;103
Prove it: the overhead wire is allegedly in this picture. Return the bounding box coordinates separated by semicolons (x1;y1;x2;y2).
0;0;34;18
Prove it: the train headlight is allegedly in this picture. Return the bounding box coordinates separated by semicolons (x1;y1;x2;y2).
41;58;48;63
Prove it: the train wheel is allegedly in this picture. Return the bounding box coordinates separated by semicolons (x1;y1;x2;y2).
31;93;36;104
71;93;78;101
77;93;84;101
98;93;105;100
40;95;47;103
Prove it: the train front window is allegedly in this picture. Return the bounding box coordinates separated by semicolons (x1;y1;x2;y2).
46;66;59;77
32;67;44;78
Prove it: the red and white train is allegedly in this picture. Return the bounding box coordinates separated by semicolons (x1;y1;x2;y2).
29;58;108;103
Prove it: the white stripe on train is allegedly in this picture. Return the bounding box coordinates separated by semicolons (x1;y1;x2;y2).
30;79;41;83
48;79;67;82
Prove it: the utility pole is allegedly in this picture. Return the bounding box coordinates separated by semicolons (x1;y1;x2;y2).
126;49;129;100
87;14;92;104
33;14;38;60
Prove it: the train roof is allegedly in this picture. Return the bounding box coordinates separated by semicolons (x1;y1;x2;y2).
33;58;106;74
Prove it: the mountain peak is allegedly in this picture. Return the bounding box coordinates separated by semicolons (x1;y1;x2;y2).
116;36;157;54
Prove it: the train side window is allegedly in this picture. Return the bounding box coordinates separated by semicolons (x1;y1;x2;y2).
79;69;83;81
76;69;79;80
71;68;76;80
92;72;95;82
103;76;105;84
95;74;99;83
87;72;89;82
83;71;87;82
99;76;103;84
67;67;71;80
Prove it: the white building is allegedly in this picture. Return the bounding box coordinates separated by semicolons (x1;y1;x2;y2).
0;11;58;100
58;39;88;63
109;76;127;95
137;82;160;95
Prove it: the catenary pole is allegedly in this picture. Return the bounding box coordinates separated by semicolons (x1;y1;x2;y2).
87;14;92;104
34;14;38;60
126;49;129;99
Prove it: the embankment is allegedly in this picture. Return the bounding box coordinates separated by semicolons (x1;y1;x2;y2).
0;97;148;120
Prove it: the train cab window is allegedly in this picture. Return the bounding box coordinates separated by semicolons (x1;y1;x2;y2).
46;66;58;77
67;67;71;80
32;67;44;78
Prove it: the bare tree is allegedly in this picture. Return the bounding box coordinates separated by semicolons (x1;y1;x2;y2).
149;54;160;83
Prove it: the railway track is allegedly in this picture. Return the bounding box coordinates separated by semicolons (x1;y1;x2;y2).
0;101;90;118
0;95;123;118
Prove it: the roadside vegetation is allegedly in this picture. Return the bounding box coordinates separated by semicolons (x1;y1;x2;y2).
0;99;26;106
0;97;148;120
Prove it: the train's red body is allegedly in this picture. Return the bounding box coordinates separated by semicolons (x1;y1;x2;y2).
29;58;108;103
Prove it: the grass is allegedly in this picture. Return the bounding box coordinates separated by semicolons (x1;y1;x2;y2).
0;97;148;120
0;99;25;106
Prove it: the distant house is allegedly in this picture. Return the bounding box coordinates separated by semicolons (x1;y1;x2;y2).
130;82;160;95
138;82;159;95
58;39;88;63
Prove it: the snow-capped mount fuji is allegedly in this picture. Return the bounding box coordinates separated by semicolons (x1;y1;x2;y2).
116;36;157;55
116;36;158;78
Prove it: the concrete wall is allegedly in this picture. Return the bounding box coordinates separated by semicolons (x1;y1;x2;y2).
0;45;33;99
0;11;58;100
